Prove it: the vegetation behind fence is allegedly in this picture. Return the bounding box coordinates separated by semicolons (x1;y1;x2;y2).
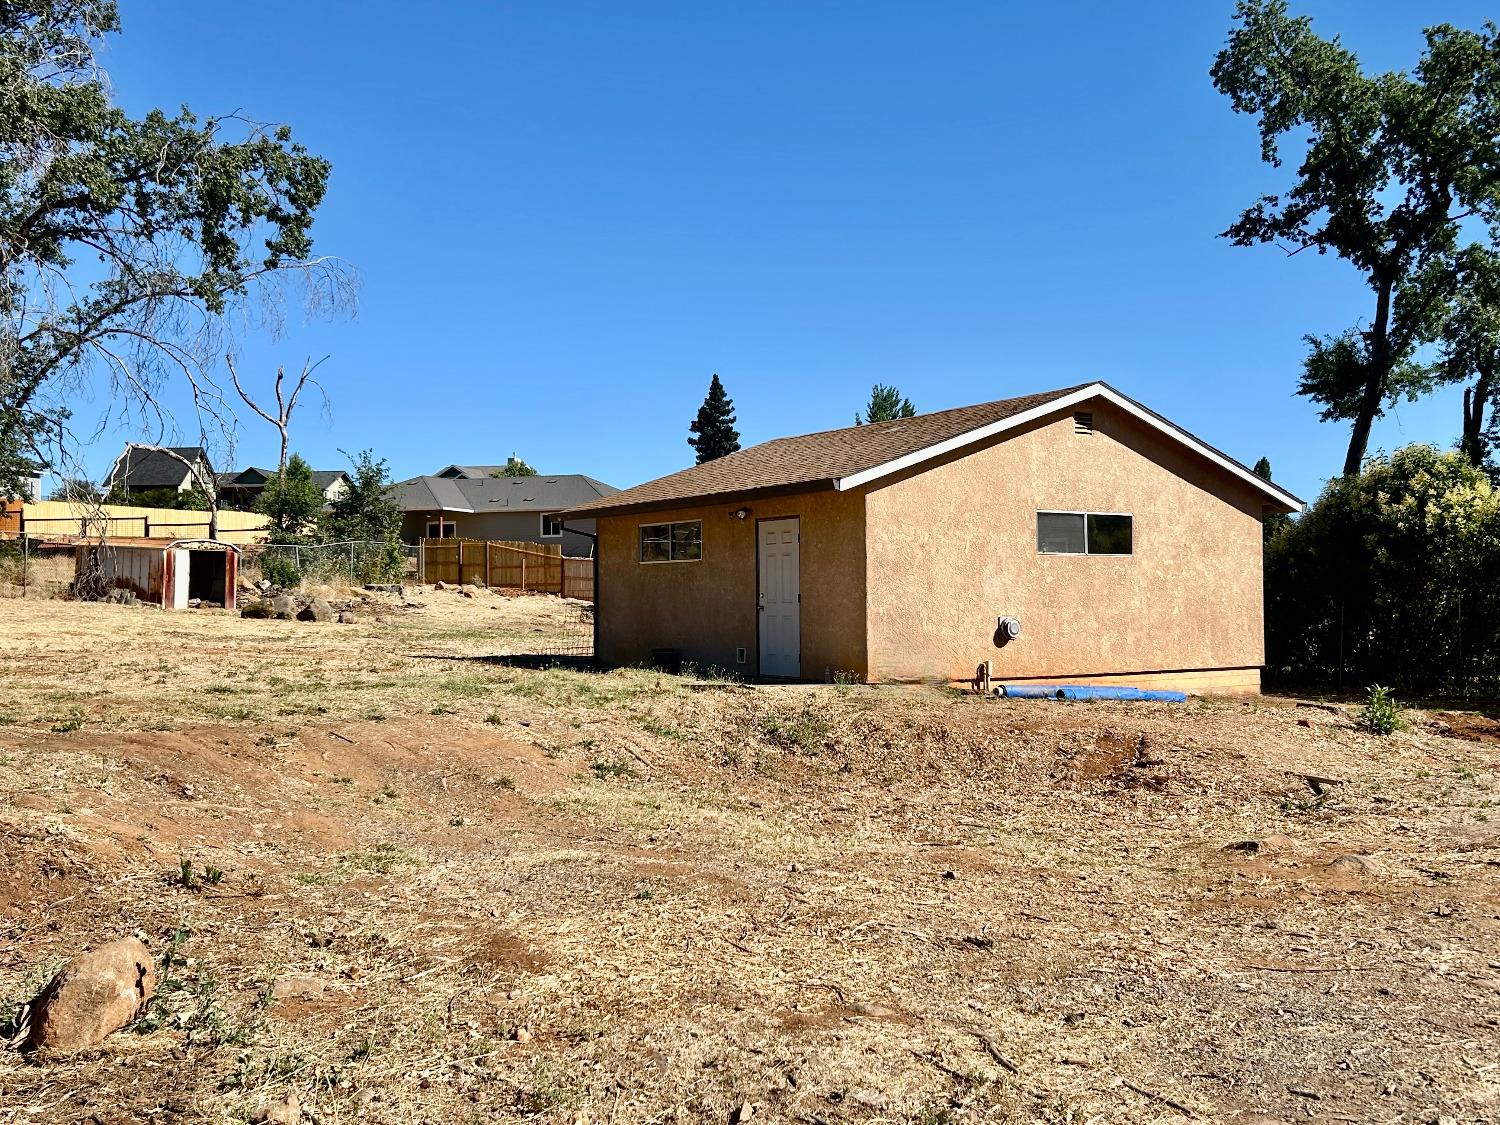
245;541;414;587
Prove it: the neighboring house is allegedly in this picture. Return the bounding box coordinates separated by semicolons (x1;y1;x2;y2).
432;464;505;479
395;473;618;557
564;382;1302;693
215;467;351;510
103;445;214;497
5;464;42;502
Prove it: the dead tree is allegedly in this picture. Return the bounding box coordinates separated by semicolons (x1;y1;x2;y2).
227;355;328;474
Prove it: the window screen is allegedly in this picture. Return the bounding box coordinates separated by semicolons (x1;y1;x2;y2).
1037;512;1086;554
1037;511;1132;555
640;520;701;562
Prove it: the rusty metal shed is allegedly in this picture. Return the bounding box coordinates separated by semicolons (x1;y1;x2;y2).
74;538;239;611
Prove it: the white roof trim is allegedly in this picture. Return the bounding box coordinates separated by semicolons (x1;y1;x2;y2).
833;382;1303;511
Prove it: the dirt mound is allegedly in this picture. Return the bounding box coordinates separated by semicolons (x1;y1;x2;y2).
1;599;1497;1124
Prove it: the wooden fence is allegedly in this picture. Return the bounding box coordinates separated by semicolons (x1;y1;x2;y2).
3;500;268;544
419;538;594;601
562;556;594;602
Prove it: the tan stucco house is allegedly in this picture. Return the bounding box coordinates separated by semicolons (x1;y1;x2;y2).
564;382;1301;694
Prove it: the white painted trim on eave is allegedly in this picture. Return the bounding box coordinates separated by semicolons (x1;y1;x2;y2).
833;382;1303;511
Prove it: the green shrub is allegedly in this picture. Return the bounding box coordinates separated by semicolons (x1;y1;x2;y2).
1266;445;1500;694
259;552;301;590
1357;685;1405;735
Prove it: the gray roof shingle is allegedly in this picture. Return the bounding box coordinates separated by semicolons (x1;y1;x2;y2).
394;473;617;514
108;446;211;490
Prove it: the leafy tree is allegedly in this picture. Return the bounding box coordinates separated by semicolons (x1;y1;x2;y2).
257;453;322;544
855;384;916;425
688;374;741;463
49;477;103;503
0;2;342;480
494;455;537;477
1212;2;1500;476
1265;444;1500;692
1436;247;1500;470
0;402;57;499
323;449;404;580
104;484;208;511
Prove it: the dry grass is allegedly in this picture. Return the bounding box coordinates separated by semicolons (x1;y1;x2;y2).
0;592;1497;1124
0;544;75;600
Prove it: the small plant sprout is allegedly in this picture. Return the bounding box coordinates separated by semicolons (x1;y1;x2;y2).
591;759;636;781
1358;685;1405;736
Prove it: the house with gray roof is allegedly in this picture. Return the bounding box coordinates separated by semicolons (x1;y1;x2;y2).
215;466;350;511
395;472;617;556
104;445;214;497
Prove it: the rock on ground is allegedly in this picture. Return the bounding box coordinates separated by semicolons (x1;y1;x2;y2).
251;1091;301;1125
297;598;335;623
1328;854;1383;877
271;594;296;620
24;936;156;1051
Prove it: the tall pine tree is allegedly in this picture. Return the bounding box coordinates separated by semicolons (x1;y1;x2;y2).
688;374;741;463
855;384;916;424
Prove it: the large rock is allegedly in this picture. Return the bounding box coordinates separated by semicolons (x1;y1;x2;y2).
251;1091;301;1125
24;937;156;1051
1327;853;1382;877
297;598;335;623
271;594;297;620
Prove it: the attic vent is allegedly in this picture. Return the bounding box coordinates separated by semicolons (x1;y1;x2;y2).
1073;411;1094;436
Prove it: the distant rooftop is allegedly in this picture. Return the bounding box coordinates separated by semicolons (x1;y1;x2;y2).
394;473;618;513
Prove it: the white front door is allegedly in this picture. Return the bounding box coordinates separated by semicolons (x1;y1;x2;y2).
758;518;800;678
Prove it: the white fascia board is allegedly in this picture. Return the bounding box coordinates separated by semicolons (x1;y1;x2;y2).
833;382;1304;512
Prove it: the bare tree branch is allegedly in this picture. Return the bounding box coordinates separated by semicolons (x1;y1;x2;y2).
227;353;328;473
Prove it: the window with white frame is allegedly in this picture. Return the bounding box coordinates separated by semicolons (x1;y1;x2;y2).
541;512;564;538
426;520;457;539
1037;511;1132;555
639;520;702;562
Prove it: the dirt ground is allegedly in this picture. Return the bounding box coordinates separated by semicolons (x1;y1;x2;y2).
0;589;1496;1125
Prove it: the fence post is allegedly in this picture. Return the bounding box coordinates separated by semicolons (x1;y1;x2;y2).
521;555;526;592
485;542;491;588
349;542;355;585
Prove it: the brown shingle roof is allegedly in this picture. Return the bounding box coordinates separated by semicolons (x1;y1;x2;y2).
566;384;1090;517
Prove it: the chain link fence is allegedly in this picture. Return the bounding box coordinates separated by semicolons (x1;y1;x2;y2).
241;541;417;587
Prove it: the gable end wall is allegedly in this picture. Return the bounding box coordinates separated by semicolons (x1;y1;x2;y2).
861;403;1267;688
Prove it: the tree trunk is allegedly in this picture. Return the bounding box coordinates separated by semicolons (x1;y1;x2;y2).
1460;360;1495;469
1342;278;1395;478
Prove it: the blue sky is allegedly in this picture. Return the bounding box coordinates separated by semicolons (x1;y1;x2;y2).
74;0;1494;502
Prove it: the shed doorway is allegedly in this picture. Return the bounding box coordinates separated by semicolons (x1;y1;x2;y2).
187;549;228;606
757;518;800;677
